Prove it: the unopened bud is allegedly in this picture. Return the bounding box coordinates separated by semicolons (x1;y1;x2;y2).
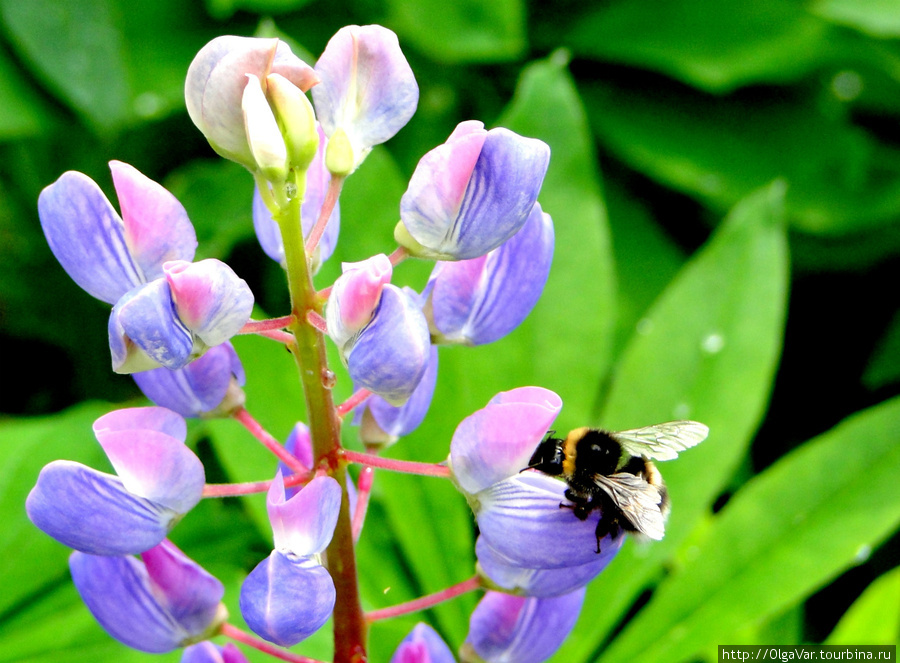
266;73;319;172
242;74;288;182
325;127;354;176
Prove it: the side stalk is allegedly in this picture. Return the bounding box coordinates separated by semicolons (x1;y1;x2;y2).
273;171;367;662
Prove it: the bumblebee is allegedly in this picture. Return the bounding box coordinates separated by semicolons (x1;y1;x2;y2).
526;421;709;552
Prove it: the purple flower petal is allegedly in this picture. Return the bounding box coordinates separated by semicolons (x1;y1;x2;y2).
132;343;246;418
186;36;318;169
164;259;254;348
112;280;194;372
476;472;614;570
346;284;431;405
326;254;393;353
430;203;553;345
399;124;550;260
476;535;621;598
26;461;174;555
140;540;225;635
391;623;455;663
93;406;187;442
182;643;250;663
312;25;418;168
465;589;585;663
267;474;341;556
38;171;142;304
109;161;197;282
240;551;335;647
362;344;438;444
96;429;205;515
449;387;562;495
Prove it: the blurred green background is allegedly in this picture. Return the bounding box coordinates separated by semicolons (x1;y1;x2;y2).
1;0;899;661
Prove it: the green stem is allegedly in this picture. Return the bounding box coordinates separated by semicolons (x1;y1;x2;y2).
274;169;367;663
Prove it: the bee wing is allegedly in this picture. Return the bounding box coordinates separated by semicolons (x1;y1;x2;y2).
594;473;666;540
610;420;709;462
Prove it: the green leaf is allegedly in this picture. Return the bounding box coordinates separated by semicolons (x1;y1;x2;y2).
826;565;900;645
600;395;900;663
811;0;900;38
387;0;526;62
0;0;131;134
204;0;315;20
583;79;900;235
553;182;788;662
0;46;53;140
566;0;830;92
863;309;900;389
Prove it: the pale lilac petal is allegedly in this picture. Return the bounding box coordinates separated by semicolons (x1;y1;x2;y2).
113;280;194;371
252;187;284;265
267;474;341;556
449;387;562;494
400;125;550;260
476;535;621;598
430;203;553;345
466;589;585;663
240;552;335;646
312;25;418;166
186;36;318;169
93;406;187;442
476;473;612;569
346;284;430;405
164;259;254;347
140;540;224;635
391;623;455;663
70;552;188;652
110;161;197;282
365;344;438;440
26;461;173;555
38;171;142;304
182;643;249;663
283;422;314;470
132;343;245;418
242;74;287;179
96;430;205;515
326;255;393;353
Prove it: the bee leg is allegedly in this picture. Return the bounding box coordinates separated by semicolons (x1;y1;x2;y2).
593;516;617;554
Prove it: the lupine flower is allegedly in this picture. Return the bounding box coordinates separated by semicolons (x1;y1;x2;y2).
326;256;430;405
396;121;550;261
182;642;250;663
426;203;553;346
132;342;245;418
26;407;204;555
462;588;585;663
70;540;226;653
240;474;340;646
253;124;341;273
185;36;318;171
449;388;621;578
356;344;439;447
391;622;455;663
38;161;253;374
277;422;357;512
312;24;418;173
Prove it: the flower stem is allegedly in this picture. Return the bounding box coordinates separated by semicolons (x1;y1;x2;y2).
342;449;451;478
304;174;344;255
202;471;309;498
336;389;372;417
366;576;482;622
221;623;326;663
352;466;374;542
306;309;328;333
276;169;367;663
257;329;297;345
388;245;409;266
240;315;295;333
234;407;309;476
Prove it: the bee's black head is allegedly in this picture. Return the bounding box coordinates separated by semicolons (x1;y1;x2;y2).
526;432;564;476
574;429;621;475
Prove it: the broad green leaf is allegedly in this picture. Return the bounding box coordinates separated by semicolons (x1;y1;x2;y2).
583;79;900;235
600;395;900;663
387;0;526;62
812;0;900;38
204;0;315;20
554;182;788;662
826;565;900;645
0;46;53;140
566;0;830;92
0;0;131;134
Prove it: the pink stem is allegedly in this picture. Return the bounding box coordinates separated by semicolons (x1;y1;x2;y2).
366;576;482;622
234;407;309;476
257;329;296;345
342;449;451;478
317;284;333;300
240;316;295;333
305;175;345;255
336;389;372;417
351;466;374;542
388;246;409;266
306;310;328;333
221;623;326;663
202;471;310;498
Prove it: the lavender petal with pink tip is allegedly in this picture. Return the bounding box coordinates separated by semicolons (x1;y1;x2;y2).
390;623;455;663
